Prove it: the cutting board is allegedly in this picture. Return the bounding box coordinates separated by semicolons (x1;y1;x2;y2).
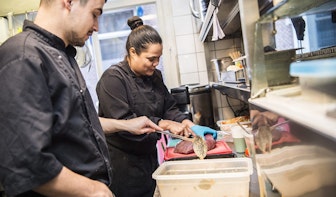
164;140;233;161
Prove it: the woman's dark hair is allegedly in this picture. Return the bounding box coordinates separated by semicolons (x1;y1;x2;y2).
126;16;162;56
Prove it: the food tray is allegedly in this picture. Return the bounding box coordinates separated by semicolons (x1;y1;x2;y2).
164;140;233;161
217;116;251;132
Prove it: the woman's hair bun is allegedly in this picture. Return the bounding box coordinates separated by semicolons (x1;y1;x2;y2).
127;16;144;30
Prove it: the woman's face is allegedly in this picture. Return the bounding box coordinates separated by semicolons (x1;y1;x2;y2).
129;43;163;76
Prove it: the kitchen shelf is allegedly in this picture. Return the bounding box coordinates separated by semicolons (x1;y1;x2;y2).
251;0;336;98
199;0;240;42
248;0;336;195
249;86;336;141
212;82;250;103
257;0;336;23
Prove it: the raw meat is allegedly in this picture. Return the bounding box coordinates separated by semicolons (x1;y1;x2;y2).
174;134;216;154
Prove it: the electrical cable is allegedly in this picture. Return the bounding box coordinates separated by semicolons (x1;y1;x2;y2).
220;92;249;117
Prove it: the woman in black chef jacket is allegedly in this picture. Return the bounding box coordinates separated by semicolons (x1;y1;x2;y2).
96;16;216;197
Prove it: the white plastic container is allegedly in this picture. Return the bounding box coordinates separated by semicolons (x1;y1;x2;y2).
256;145;336;196
152;158;253;197
231;126;247;153
290;57;336;103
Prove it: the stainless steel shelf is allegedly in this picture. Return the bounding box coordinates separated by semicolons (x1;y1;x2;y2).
212;82;250;103
249;86;336;141
257;0;336;23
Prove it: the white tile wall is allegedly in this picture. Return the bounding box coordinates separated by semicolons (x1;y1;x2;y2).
175;34;196;54
178;54;198;74
173;15;193;36
194;33;205;52
180;72;199;85
170;0;209;87
196;52;207;71
171;0;189;16
198;71;209;85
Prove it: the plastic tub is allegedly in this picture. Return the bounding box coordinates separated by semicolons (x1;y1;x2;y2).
290;57;336;102
256;145;336;196
152;158;253;197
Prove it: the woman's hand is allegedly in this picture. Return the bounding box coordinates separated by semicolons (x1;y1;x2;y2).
158;119;193;137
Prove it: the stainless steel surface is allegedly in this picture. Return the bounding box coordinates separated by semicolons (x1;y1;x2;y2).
211;57;233;82
199;0;242;42
212;82;251;103
257;0;336;23
189;0;209;21
189;85;215;128
264;49;297;86
251;0;336;98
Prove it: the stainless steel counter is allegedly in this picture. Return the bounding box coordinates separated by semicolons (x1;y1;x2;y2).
212;82;251;103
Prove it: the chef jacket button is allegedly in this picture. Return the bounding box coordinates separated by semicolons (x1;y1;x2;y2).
58;55;62;59
80;89;83;93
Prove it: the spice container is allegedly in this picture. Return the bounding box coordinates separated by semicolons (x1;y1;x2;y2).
231;126;247;153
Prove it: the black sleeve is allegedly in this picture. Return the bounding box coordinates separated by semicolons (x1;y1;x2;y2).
0;55;62;195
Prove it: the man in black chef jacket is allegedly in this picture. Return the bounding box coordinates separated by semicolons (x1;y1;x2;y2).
0;0;162;196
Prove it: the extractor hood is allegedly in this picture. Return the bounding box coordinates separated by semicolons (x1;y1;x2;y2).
199;0;241;42
199;0;273;42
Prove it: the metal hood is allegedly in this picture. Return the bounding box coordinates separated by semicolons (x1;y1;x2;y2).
199;0;241;42
199;0;273;42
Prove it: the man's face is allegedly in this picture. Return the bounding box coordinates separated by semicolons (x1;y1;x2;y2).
66;0;105;46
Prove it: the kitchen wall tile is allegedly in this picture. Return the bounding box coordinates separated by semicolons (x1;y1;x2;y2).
191;17;202;34
196;52;207;71
194;33;204;52
198;71;209;85
176;34;196;54
178;54;198;74
214;49;234;59
172;0;189;16
209;38;242;53
214;39;235;50
173;15;193;36
205;41;215;51
207;50;217;60
234;38;243;46
180;72;199;85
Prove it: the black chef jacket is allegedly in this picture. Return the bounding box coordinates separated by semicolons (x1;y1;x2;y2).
0;20;112;196
96;61;189;197
96;60;189;153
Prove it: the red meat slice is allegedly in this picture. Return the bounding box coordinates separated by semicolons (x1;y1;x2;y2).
174;134;216;154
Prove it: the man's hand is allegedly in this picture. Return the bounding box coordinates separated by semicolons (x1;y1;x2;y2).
99;116;162;135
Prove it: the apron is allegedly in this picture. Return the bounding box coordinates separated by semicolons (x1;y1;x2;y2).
107;64;161;197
